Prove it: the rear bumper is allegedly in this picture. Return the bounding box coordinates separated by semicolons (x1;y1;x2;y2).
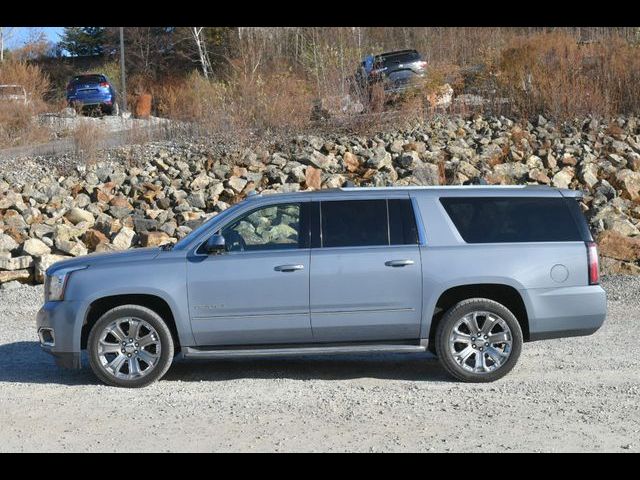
524;285;607;341
67;94;113;106
36;300;83;369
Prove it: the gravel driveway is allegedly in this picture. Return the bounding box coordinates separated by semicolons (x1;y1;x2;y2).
1;276;638;452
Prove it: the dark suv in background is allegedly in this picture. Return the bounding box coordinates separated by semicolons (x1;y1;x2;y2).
356;49;427;95
66;74;118;116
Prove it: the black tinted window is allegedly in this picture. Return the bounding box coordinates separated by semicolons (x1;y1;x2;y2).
71;75;105;84
440;197;584;243
376;51;421;67
389;199;419;245
321;200;388;247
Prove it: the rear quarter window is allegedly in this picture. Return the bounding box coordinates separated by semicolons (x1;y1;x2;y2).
440;197;586;243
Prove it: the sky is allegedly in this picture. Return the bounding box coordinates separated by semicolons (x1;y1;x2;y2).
4;27;64;49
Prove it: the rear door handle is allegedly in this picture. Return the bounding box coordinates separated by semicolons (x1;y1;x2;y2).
385;259;415;267
274;264;305;272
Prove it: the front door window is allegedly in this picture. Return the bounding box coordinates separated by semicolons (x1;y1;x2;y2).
221;203;302;252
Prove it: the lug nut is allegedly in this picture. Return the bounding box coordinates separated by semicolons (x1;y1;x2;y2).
135;343;139;347
121;349;125;353
472;344;476;349
471;337;475;341
134;350;138;354
127;353;131;357
484;335;488;339
122;341;126;346
479;347;484;351
485;342;489;347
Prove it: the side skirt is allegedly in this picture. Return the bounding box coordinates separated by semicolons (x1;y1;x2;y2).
181;339;429;359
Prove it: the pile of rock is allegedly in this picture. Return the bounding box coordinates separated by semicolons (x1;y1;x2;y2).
2;113;640;287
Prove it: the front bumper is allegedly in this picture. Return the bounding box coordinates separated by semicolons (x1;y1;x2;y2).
36;300;83;369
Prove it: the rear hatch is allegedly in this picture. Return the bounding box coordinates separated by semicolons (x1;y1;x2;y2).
374;50;426;90
67;75;111;103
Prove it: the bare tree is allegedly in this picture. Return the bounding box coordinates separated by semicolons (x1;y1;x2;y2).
1;27;15;62
192;27;212;78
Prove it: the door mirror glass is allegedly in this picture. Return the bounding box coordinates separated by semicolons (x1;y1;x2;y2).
204;234;226;254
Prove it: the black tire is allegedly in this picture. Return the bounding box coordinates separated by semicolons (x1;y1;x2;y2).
435;298;523;383
88;304;174;388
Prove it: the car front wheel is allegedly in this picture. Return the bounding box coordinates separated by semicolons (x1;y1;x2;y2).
435;298;523;382
88;305;174;388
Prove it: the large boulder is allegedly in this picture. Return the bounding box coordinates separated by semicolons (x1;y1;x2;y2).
616;169;640;201
598;230;640;262
0;256;34;271
305;166;322;190
408;164;441;186
34;254;72;283
0;233;19;252
22;238;51;256
342;152;361;173
140;231;173;247
551;168;574;189
0;269;31;284
112;227;135;250
65;207;95;226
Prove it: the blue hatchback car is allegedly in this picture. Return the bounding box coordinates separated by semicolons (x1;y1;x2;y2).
66;74;119;115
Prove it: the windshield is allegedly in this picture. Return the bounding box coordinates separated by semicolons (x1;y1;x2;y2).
375;51;421;68
172;201;246;251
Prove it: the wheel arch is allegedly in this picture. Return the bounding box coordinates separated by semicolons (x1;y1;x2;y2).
82;294;181;352
427;283;530;346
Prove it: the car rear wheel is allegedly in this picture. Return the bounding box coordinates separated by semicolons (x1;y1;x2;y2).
435;298;523;382
88;305;174;388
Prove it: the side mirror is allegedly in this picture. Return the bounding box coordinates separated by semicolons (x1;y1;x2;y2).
204;234;226;255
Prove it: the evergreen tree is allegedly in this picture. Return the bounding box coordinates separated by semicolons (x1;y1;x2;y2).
59;27;105;56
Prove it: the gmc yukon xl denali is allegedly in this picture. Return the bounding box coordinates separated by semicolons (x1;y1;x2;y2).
36;186;607;387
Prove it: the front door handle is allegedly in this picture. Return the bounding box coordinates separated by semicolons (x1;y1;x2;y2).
274;264;305;272
385;259;415;267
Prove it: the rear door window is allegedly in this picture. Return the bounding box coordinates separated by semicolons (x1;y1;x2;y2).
440;197;584;243
389;199;419;245
321;200;388;248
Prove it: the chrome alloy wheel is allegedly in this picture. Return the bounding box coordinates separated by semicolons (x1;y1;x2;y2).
449;311;513;374
97;317;161;380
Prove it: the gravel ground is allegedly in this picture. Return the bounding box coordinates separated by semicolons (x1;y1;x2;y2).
1;276;639;452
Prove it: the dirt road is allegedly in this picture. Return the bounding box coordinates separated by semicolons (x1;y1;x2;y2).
0;276;638;452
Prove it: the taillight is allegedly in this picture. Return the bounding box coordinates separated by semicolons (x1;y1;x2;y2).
417;61;427;69
586;241;599;285
99;82;109;88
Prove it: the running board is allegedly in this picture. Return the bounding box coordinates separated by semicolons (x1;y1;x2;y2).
183;342;428;359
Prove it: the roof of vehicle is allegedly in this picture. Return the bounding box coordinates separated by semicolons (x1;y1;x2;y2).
70;74;107;82
244;185;583;203
375;49;419;58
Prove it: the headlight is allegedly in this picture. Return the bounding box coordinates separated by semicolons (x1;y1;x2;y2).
44;266;87;302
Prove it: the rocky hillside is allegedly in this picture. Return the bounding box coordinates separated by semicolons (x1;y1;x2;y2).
2;114;640;288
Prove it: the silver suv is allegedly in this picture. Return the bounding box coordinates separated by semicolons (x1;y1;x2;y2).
36;186;607;387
